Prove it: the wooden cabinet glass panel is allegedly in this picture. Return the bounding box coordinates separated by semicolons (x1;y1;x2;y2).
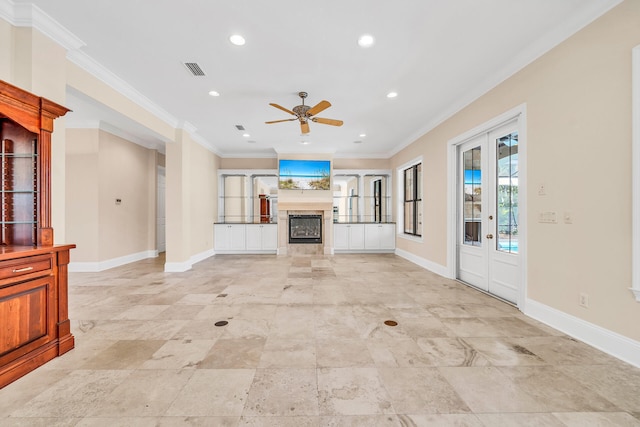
1;120;39;246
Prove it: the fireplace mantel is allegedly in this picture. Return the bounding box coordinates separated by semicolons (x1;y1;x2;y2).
278;201;333;211
277;202;333;255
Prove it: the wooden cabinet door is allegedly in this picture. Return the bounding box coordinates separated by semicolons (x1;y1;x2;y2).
0;275;55;366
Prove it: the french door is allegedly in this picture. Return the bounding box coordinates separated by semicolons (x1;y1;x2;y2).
456;120;520;303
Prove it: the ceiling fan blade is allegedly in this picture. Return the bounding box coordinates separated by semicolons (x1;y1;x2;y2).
311;117;343;126
307;100;331;116
265;118;297;124
269;103;296;116
301;121;310;134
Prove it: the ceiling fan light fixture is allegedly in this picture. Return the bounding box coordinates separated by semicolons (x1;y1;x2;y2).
229;34;246;46
358;34;375;48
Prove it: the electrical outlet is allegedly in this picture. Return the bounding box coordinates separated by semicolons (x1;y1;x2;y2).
579;292;589;308
538;184;546;195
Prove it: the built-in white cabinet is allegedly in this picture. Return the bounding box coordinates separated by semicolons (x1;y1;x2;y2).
246;224;278;251
215;223;277;253
364;224;396;250
334;223;395;252
333;224;365;251
214;224;246;251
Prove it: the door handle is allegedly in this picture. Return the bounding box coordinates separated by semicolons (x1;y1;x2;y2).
486;234;494;239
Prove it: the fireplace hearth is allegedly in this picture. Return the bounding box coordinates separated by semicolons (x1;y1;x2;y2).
289;214;322;244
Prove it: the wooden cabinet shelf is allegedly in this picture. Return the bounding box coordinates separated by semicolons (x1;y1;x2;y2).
0;79;75;389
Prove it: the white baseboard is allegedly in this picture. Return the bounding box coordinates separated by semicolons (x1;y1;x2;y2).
164;248;215;272
395;248;449;278
69;250;158;272
163;260;191;273
525;298;640;368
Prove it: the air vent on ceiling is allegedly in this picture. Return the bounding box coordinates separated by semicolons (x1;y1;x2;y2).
235;125;245;131
183;62;206;76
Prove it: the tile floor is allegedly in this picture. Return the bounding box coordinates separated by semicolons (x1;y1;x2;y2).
1;253;640;426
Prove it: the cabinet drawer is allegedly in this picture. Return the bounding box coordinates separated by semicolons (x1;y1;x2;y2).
0;255;52;280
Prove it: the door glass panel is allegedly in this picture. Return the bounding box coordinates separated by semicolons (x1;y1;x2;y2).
463;147;482;246
496;132;518;253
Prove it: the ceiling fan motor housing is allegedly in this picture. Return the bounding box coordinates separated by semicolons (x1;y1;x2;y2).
293;104;311;119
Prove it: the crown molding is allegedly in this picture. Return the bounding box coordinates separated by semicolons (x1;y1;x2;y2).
66;49;180;129
0;1;228;156
98;121;163;152
389;0;623;158
0;1;85;50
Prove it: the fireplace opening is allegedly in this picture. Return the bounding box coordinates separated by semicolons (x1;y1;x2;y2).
289;214;322;244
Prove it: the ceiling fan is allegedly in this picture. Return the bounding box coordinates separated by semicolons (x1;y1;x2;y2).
265;91;343;134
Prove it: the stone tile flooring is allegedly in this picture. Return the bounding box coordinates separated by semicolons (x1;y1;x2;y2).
1;253;640;426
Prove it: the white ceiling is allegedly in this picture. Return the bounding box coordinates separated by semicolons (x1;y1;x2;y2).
10;0;620;158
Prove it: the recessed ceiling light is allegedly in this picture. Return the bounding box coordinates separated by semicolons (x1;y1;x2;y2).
242;133;250;138
359;133;367;138
300;141;311;145
208;90;220;97
229;34;246;46
358;34;375;48
387;92;398;98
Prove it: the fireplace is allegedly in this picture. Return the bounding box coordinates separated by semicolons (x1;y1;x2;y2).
289;214;322;244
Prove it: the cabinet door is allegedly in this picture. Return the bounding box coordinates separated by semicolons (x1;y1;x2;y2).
245;225;262;250
261;224;278;250
214;224;229;250
333;224;349;250
364;224;380;249
0;275;55;366
229;225;246;250
379;224;396;250
349;224;365;250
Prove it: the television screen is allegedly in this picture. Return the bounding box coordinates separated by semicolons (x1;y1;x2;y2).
278;159;331;190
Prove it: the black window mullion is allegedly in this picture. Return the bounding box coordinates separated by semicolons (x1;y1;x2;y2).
404;163;422;237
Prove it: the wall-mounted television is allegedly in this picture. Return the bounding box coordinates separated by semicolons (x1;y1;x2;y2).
278;159;331;190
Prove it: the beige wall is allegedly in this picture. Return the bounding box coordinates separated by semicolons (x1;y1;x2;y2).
66;129;157;262
165;130;218;266
66;129;100;261
391;0;640;341
334;158;391;170
189;140;217;255
220;157;277;169
0;20;12;80
98;130;156;260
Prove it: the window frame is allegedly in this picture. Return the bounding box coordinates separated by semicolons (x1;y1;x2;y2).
397;157;423;240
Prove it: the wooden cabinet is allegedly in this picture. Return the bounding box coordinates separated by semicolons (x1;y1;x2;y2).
0;80;75;388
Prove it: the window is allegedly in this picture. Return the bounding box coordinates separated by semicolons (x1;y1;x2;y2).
403;163;422;236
